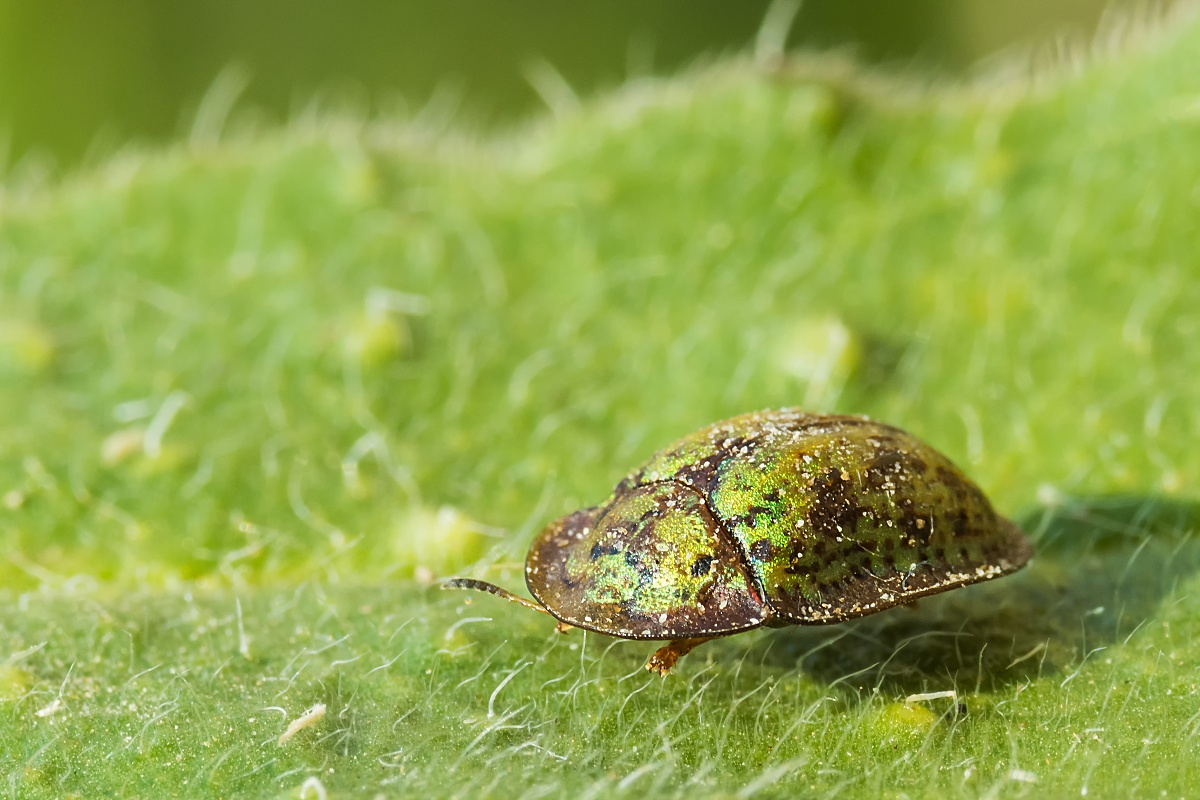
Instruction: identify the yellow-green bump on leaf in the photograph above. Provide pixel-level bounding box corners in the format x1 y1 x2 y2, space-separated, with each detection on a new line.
100 427 146 467
774 315 862 408
0 665 33 701
340 311 411 367
868 702 939 741
0 319 55 375
392 505 490 581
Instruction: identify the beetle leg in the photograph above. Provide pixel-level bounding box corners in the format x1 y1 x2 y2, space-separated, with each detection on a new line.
555 620 575 634
645 637 714 676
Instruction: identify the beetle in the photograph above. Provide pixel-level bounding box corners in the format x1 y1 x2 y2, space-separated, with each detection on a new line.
446 409 1032 675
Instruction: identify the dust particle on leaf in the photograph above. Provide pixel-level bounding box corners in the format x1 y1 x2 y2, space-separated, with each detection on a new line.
278 703 327 745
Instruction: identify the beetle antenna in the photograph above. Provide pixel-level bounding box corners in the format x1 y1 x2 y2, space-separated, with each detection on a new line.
442 578 552 617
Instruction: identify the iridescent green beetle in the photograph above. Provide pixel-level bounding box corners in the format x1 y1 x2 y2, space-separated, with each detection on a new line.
447 409 1032 675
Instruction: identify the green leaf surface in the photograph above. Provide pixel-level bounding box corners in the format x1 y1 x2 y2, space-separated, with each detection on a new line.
4 17 1200 798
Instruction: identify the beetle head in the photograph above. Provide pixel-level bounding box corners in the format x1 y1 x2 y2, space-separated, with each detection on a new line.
525 481 769 639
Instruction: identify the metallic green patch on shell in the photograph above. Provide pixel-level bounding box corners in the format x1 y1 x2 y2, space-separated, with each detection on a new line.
526 482 767 639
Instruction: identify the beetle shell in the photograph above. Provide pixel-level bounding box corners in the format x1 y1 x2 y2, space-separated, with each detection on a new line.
525 409 1032 641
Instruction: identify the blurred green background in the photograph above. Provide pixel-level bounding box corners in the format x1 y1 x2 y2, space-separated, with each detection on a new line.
0 0 1141 171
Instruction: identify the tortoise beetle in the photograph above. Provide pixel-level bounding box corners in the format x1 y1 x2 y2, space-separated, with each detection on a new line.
447 409 1032 675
